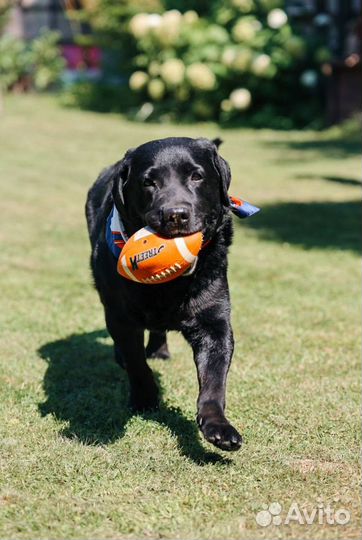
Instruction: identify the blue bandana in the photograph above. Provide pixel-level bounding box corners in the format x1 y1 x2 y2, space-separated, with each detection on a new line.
106 207 128 259
229 196 261 219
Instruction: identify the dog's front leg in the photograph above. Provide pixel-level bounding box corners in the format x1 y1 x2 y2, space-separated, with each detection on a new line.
105 309 159 412
183 316 242 451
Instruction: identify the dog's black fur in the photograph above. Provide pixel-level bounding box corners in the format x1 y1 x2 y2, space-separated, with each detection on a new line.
85 137 242 451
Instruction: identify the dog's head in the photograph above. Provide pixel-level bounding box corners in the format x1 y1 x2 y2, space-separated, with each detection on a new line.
112 137 231 239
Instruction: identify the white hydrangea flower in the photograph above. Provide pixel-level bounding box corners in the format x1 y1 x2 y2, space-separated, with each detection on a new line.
186 63 216 91
222 48 237 67
160 58 185 86
155 9 182 45
231 0 254 13
229 88 252 110
129 71 149 91
222 48 252 71
148 61 160 77
300 70 318 87
251 54 271 75
232 17 261 42
183 10 199 24
147 14 162 29
233 48 252 71
163 9 182 26
129 13 151 39
148 78 166 100
220 99 233 112
267 8 288 29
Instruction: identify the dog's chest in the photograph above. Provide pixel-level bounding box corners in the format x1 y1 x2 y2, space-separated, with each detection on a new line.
123 279 193 331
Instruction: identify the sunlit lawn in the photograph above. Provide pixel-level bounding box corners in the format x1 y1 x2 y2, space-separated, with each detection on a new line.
0 95 360 539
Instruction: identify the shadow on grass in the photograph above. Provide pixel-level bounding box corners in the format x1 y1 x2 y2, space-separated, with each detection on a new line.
38 329 230 466
294 174 361 187
242 200 360 253
283 139 360 157
266 130 360 159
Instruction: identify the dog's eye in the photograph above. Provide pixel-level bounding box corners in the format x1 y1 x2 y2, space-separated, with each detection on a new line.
191 171 203 182
143 178 157 187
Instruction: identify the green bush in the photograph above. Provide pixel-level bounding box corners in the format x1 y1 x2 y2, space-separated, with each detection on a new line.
76 0 329 127
0 31 65 93
30 31 66 90
0 34 30 91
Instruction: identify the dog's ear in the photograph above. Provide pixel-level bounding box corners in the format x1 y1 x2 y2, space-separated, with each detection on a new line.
111 149 134 209
211 137 223 149
211 143 231 208
196 138 231 207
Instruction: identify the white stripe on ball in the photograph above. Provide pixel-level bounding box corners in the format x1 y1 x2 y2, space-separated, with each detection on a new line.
174 237 196 264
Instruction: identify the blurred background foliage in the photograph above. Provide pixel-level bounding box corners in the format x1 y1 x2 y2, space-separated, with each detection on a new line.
0 0 360 128
0 1 64 103
0 30 65 92
65 0 329 128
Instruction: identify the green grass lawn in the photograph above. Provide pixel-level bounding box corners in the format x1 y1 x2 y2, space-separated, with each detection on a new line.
0 95 360 539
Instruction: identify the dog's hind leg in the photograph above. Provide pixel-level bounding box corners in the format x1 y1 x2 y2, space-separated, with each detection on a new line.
146 331 170 360
114 343 125 368
105 309 159 412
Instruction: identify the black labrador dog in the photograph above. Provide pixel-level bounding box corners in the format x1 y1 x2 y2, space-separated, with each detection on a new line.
86 137 242 451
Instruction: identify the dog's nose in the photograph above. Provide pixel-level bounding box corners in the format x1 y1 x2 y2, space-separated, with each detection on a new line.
162 207 190 227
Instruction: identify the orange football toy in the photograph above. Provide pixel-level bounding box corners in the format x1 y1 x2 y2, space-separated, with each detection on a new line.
117 227 203 284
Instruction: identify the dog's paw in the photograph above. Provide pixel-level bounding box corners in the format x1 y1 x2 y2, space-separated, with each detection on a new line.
145 332 170 360
199 419 242 451
146 343 170 360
